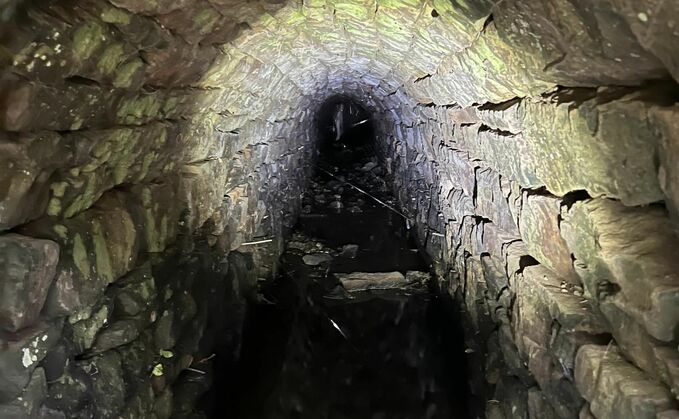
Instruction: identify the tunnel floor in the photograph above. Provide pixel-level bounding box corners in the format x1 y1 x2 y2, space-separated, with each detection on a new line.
208 139 472 418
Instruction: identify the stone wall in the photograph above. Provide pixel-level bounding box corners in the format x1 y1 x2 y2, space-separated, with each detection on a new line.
0 1 316 417
1 0 678 418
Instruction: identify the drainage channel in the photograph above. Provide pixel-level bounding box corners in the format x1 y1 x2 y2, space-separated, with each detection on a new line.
208 127 473 418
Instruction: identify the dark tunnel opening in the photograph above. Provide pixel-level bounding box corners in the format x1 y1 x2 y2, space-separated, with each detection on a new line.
201 97 476 419
315 95 377 167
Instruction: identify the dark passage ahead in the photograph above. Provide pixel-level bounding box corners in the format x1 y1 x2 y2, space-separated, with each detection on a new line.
207 98 472 419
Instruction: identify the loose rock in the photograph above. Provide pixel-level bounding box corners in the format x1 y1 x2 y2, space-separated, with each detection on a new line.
337 272 409 292
302 253 333 266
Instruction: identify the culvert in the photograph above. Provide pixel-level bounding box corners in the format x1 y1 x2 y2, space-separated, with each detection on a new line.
0 1 678 418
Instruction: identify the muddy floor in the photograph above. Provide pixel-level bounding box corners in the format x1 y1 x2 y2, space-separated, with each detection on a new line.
208 138 472 419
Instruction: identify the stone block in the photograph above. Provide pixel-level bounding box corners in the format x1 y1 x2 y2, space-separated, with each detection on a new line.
337 272 408 292
45 123 183 219
501 178 522 229
443 188 475 223
513 265 608 416
497 323 534 384
70 301 112 355
520 94 665 206
91 319 140 354
463 256 491 331
155 0 226 45
650 107 679 226
0 320 62 403
561 199 679 342
481 254 509 302
475 99 523 134
475 168 519 236
519 194 579 284
75 351 125 418
0 132 64 230
178 158 229 233
0 367 46 418
44 362 93 417
113 180 182 254
480 222 520 262
493 375 529 418
599 299 679 393
516 265 606 350
527 387 560 419
425 23 553 106
503 240 531 284
494 0 666 85
0 75 117 132
119 381 155 419
444 148 476 199
143 42 218 87
0 234 59 331
113 264 157 318
453 93 666 206
609 0 679 82
575 344 677 419
21 195 139 316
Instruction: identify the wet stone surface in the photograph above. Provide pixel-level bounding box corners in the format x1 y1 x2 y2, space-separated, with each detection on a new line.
214 140 472 418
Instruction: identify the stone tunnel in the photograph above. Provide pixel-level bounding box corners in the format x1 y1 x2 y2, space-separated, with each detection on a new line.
0 0 678 418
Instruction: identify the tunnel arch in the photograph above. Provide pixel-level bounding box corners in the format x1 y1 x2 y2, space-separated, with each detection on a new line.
0 0 678 418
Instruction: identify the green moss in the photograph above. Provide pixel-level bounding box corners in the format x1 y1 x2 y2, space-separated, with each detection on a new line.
117 95 162 124
113 59 144 89
53 224 69 240
97 43 125 75
64 173 100 218
92 138 113 159
138 152 156 181
120 210 137 264
100 7 131 25
113 155 133 184
117 134 140 178
304 0 327 7
138 276 156 300
71 304 110 350
144 208 159 252
152 364 164 376
47 197 62 216
161 96 180 117
159 215 168 248
333 2 370 20
140 187 152 206
73 22 105 61
282 9 306 26
51 181 68 198
72 234 91 276
92 219 114 282
70 117 84 131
